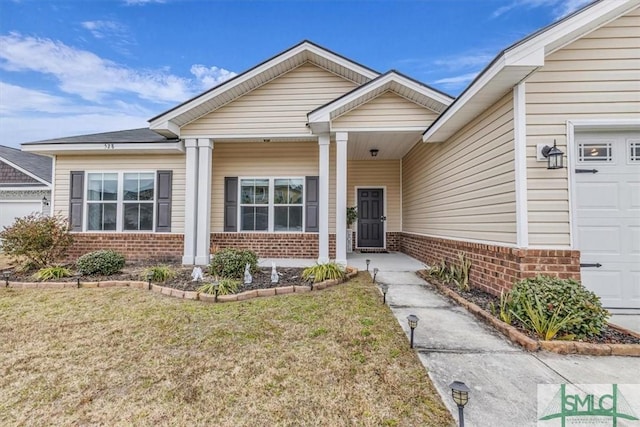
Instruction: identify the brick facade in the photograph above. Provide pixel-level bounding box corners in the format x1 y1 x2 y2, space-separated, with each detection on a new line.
67 233 184 263
212 233 336 259
399 232 580 296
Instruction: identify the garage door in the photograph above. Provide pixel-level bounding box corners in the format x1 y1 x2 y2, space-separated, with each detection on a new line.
0 201 42 230
575 131 640 309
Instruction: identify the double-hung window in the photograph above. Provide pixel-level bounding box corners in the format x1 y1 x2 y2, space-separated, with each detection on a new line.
240 178 304 232
86 172 155 232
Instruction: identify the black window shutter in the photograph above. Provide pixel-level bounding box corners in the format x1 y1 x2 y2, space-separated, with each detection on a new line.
224 177 238 232
156 170 172 232
69 171 84 231
305 176 319 232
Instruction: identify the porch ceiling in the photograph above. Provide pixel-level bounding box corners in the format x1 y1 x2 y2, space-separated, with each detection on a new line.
347 131 421 160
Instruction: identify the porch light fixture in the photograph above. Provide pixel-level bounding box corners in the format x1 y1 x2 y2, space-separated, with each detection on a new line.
41 196 49 206
366 259 370 271
379 282 388 304
449 381 470 427
541 140 564 170
369 149 379 157
407 314 419 348
3 271 10 287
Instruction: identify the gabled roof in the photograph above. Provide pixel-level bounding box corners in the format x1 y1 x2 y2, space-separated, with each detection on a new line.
423 0 640 143
149 40 381 137
21 128 176 145
307 70 453 132
0 145 52 185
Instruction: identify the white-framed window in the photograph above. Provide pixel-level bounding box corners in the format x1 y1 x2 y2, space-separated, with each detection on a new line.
239 177 304 232
86 171 156 232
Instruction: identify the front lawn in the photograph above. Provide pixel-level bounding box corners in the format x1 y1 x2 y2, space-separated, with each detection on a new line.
0 273 453 426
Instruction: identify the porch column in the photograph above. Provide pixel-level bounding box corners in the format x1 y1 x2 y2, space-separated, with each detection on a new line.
182 139 198 265
318 133 330 264
195 139 213 265
335 132 348 266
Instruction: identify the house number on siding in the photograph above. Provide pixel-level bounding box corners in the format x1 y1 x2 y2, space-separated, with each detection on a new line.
104 143 115 149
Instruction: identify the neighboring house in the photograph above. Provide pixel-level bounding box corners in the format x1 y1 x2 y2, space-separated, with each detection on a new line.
0 145 52 229
22 0 639 308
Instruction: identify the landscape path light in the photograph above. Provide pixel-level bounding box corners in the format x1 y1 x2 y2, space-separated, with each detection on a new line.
146 271 154 290
213 282 220 302
379 282 389 304
449 381 470 427
74 272 82 288
3 271 10 287
407 314 419 348
365 259 370 271
372 267 379 283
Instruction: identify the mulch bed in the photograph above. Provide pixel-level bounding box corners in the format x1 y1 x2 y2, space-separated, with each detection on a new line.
422 272 640 345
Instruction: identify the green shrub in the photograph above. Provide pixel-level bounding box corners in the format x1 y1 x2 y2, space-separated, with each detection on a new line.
0 213 73 269
427 254 472 292
510 294 579 341
76 250 126 276
141 265 175 283
198 278 240 295
209 248 258 279
508 275 609 339
32 265 72 281
302 262 345 283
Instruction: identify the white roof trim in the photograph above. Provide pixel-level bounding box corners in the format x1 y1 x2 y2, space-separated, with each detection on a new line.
22 141 185 156
0 186 51 191
0 155 51 186
423 0 640 143
149 41 379 137
308 71 453 125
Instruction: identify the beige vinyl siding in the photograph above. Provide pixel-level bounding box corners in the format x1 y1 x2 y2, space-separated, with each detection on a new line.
525 6 640 247
347 160 401 232
181 63 357 136
333 92 438 129
402 91 516 244
54 154 186 233
211 141 336 233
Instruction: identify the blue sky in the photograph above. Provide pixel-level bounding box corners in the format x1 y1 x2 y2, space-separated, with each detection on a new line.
0 0 592 147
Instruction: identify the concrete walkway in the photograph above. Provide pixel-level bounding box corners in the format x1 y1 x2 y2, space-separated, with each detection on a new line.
355 252 640 427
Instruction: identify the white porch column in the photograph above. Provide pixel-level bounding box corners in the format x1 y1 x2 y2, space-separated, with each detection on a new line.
182 139 198 265
318 134 330 264
195 139 213 265
335 132 348 266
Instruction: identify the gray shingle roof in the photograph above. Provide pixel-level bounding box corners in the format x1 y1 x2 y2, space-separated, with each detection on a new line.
22 128 177 145
0 145 52 184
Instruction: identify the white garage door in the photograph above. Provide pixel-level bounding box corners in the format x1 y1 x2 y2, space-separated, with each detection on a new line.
575 132 640 309
0 201 42 230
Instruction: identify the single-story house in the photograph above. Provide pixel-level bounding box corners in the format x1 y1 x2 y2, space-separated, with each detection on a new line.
22 0 639 308
0 145 52 229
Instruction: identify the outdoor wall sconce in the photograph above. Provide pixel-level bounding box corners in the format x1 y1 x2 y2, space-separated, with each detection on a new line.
372 267 379 283
541 140 564 170
449 381 470 427
365 259 370 271
42 196 49 206
369 149 379 157
3 271 10 287
379 282 388 304
407 314 419 348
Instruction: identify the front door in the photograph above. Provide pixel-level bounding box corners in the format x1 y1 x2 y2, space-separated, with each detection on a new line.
357 188 384 248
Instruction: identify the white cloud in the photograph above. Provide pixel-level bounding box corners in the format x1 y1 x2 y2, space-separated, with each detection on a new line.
123 0 165 5
81 20 128 40
492 0 592 19
433 72 478 90
433 53 494 71
0 82 70 114
190 64 237 89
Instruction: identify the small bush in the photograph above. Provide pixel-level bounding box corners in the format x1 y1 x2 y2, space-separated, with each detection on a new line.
32 266 72 281
210 248 258 279
0 213 73 269
507 275 609 339
141 265 175 283
302 262 345 283
76 250 125 276
198 278 240 295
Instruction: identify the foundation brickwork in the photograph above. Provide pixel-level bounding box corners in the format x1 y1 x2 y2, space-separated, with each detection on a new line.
67 233 184 263
399 232 580 295
212 233 336 259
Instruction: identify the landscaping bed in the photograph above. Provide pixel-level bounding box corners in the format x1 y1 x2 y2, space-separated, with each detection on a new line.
416 270 640 356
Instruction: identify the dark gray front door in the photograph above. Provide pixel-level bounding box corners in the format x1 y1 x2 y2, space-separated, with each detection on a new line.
357 188 384 248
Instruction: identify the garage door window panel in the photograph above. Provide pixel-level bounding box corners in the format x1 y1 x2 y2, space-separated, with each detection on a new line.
578 142 613 163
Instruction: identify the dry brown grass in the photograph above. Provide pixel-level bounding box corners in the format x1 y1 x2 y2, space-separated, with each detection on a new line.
0 273 453 427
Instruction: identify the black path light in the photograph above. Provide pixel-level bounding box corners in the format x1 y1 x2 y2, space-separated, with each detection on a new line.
449 381 470 427
366 259 370 272
74 272 82 288
541 140 564 170
213 282 220 302
379 282 389 304
407 314 419 348
372 267 379 283
146 271 154 290
3 271 10 287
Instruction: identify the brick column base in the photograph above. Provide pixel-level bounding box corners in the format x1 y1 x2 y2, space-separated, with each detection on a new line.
399 232 580 296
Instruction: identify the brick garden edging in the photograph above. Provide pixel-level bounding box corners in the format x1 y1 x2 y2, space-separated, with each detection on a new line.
4 267 359 303
416 270 640 357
